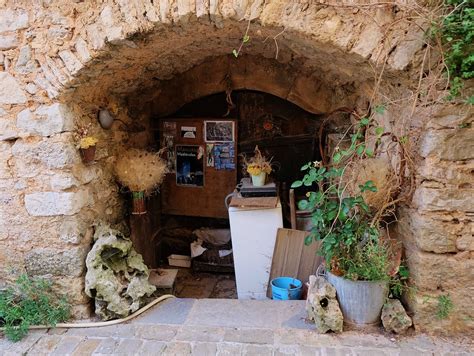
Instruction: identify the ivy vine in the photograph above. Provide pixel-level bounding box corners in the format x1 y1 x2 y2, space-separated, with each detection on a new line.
437 0 474 99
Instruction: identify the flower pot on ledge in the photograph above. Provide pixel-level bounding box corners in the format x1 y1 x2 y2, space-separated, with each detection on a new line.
80 145 96 164
251 172 266 187
131 191 146 215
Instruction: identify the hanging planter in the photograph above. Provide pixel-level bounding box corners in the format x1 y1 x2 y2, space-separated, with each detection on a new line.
131 191 146 215
79 145 96 164
75 124 99 165
114 148 168 216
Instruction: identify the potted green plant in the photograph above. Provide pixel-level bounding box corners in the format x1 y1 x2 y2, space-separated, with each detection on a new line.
115 148 168 214
244 145 273 187
292 116 403 326
75 123 99 164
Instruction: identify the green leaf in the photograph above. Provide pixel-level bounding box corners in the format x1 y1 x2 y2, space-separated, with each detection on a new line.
297 199 309 210
243 35 250 43
356 144 365 156
374 105 386 114
291 180 303 188
304 234 313 246
365 147 374 157
301 163 310 171
359 180 377 193
375 127 384 136
333 152 342 164
360 117 370 126
232 49 238 58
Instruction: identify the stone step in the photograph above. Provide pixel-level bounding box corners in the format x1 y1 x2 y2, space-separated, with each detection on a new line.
134 298 310 330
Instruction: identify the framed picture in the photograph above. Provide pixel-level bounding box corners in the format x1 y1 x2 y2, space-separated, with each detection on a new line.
181 126 197 139
204 121 234 142
176 145 204 187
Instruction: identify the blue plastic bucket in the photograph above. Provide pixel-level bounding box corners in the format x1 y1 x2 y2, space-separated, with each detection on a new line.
271 277 303 300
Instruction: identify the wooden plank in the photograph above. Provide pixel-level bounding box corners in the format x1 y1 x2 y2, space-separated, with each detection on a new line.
289 189 296 229
267 228 323 298
229 195 278 208
130 214 157 268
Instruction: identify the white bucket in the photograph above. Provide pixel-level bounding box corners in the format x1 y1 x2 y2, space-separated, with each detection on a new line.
326 270 389 325
251 172 266 187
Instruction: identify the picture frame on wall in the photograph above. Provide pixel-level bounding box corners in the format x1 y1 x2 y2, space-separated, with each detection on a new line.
176 145 204 187
204 121 234 142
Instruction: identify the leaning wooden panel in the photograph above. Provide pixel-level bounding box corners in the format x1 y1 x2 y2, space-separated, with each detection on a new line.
267 228 323 298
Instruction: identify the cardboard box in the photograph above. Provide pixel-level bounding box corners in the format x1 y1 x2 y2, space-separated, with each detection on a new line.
168 254 191 268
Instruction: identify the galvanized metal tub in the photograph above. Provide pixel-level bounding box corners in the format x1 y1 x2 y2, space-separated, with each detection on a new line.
326 271 389 326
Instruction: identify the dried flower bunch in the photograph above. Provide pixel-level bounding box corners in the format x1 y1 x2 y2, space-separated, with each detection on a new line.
115 148 168 193
244 145 273 176
75 123 98 149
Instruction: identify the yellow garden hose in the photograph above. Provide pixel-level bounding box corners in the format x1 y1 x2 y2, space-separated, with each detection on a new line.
2 294 176 331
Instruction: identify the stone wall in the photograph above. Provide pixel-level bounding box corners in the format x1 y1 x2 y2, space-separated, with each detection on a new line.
0 0 471 334
397 103 474 334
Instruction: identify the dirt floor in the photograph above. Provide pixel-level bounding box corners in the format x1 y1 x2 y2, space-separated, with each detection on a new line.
169 267 237 299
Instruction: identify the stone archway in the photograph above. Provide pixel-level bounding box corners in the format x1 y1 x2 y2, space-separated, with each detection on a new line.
0 1 472 333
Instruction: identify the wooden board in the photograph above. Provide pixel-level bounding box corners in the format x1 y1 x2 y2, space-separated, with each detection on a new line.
229 195 278 208
267 228 323 298
160 118 237 219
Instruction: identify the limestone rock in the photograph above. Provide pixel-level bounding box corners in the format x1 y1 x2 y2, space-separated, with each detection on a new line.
403 243 474 293
15 45 37 74
17 103 75 137
0 111 19 141
397 209 459 253
456 234 474 251
24 190 90 216
0 33 18 50
381 299 412 334
11 137 78 170
60 216 90 244
75 37 91 63
25 246 88 277
0 141 12 179
420 129 474 161
84 223 156 320
413 186 474 212
0 9 29 32
58 50 83 74
0 72 27 104
306 275 343 333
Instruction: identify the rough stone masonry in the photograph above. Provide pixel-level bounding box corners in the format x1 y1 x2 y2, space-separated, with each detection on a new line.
0 0 472 334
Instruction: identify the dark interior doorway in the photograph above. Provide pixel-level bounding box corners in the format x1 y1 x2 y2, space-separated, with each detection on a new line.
133 90 326 298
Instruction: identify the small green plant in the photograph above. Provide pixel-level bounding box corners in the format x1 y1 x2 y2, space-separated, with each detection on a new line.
436 294 454 319
0 274 70 341
434 0 474 99
232 20 251 58
390 264 411 299
291 116 395 281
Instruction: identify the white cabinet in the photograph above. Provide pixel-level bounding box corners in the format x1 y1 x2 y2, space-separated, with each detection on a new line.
228 200 283 299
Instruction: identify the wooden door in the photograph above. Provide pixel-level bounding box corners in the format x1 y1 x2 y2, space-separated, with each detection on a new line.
160 118 237 218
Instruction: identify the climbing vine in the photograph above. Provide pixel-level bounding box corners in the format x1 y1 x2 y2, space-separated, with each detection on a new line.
436 0 474 99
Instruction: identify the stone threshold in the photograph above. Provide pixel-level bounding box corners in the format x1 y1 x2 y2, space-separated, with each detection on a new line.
1 298 472 355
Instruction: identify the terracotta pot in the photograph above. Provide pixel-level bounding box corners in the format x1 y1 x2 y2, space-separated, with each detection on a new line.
80 145 96 164
131 191 146 215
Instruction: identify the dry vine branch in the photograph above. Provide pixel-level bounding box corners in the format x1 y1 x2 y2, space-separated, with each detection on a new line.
262 27 286 60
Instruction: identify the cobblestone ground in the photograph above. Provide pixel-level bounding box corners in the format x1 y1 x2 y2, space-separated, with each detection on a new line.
1 299 472 355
